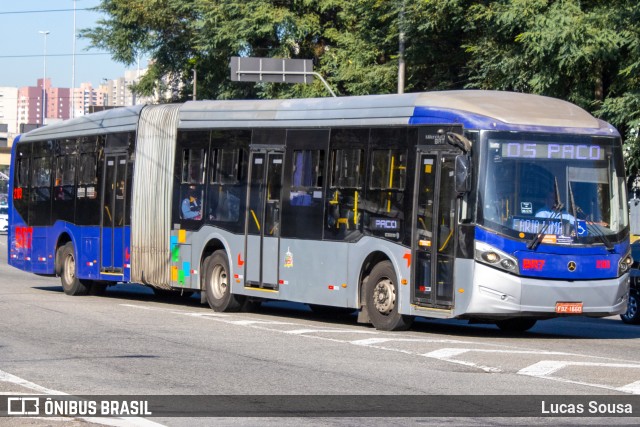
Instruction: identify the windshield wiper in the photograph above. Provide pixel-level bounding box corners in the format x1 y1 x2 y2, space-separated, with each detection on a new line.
527 203 564 250
567 183 613 250
574 207 614 250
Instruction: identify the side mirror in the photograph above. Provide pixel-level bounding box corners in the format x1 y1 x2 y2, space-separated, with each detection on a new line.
455 155 471 194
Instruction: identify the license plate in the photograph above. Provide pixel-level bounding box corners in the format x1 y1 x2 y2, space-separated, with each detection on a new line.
555 302 583 314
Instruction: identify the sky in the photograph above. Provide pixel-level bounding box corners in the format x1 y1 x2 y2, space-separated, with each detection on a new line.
0 0 146 89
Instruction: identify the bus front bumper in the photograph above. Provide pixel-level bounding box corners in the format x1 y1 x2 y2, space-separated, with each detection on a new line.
463 263 629 319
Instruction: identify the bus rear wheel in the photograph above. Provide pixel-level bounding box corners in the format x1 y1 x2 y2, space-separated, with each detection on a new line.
365 261 413 331
495 318 537 333
203 250 243 312
58 242 90 296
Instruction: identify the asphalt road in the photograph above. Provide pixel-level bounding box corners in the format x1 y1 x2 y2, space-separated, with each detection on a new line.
1 234 640 426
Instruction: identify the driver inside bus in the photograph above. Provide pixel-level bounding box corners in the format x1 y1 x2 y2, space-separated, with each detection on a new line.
181 187 202 220
535 190 575 221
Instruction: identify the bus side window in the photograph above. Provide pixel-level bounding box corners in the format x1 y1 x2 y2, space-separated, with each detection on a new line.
31 157 52 202
364 149 407 238
16 157 30 188
290 150 323 207
208 148 242 223
325 149 363 240
54 155 76 201
179 148 206 221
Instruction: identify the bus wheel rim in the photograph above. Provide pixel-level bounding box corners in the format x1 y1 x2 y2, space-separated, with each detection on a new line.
64 253 75 283
211 264 228 300
628 295 638 319
373 279 395 315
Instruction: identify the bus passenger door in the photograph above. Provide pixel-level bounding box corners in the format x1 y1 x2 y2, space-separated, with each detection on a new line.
413 152 456 308
245 150 284 289
100 154 127 273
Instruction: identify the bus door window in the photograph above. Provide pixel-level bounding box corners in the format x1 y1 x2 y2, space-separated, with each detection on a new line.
413 153 456 308
245 150 284 288
246 152 284 237
75 139 101 227
265 153 284 236
435 155 456 306
414 154 436 304
326 148 362 240
101 154 128 271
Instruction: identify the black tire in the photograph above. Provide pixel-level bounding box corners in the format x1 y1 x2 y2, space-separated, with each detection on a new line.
495 318 537 333
365 261 413 331
203 250 244 312
58 242 90 296
621 290 640 324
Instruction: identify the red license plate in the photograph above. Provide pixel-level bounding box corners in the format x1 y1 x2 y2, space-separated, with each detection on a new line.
555 302 583 314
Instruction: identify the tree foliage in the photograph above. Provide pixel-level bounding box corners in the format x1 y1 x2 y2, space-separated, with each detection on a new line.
84 0 640 176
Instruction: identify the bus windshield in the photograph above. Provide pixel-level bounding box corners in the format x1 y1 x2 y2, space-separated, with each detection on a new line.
478 132 628 245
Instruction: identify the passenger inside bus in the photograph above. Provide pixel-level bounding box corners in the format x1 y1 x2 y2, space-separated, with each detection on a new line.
181 187 202 220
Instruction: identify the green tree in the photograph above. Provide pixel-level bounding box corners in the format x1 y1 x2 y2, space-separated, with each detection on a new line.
84 0 640 176
462 0 640 177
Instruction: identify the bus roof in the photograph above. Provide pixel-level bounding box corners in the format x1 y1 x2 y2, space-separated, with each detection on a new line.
179 90 614 134
18 105 145 142
16 91 617 141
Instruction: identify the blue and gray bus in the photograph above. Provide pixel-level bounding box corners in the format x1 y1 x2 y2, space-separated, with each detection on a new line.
8 90 632 332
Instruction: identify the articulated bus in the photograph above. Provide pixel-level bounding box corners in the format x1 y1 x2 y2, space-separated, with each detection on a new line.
8 91 632 332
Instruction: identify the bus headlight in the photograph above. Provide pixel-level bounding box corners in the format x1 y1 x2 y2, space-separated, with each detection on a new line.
618 251 633 276
475 241 520 274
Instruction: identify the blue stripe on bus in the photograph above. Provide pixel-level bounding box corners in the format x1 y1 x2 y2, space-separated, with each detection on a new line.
410 107 618 136
474 227 628 280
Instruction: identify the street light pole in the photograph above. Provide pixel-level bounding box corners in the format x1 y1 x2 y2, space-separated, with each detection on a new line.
397 0 405 94
71 0 77 118
192 69 197 101
39 30 50 126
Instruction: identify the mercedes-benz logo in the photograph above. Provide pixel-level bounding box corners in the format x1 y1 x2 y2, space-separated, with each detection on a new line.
567 261 577 272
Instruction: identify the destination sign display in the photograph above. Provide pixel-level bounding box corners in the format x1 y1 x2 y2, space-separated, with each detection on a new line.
498 142 605 161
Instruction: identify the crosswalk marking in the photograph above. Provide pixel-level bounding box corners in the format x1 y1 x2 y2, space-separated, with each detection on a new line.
519 360 640 376
119 303 640 394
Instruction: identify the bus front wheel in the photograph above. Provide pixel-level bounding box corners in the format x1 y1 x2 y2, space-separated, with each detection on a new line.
620 290 640 324
203 250 243 312
58 243 90 296
365 261 413 331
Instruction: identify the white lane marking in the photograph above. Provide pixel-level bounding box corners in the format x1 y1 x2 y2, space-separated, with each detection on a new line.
120 304 164 311
421 349 574 375
425 348 571 359
179 312 228 318
420 349 502 373
284 328 378 335
618 380 640 394
0 368 164 427
519 361 640 395
351 338 473 346
228 320 296 326
519 360 640 377
0 369 64 395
